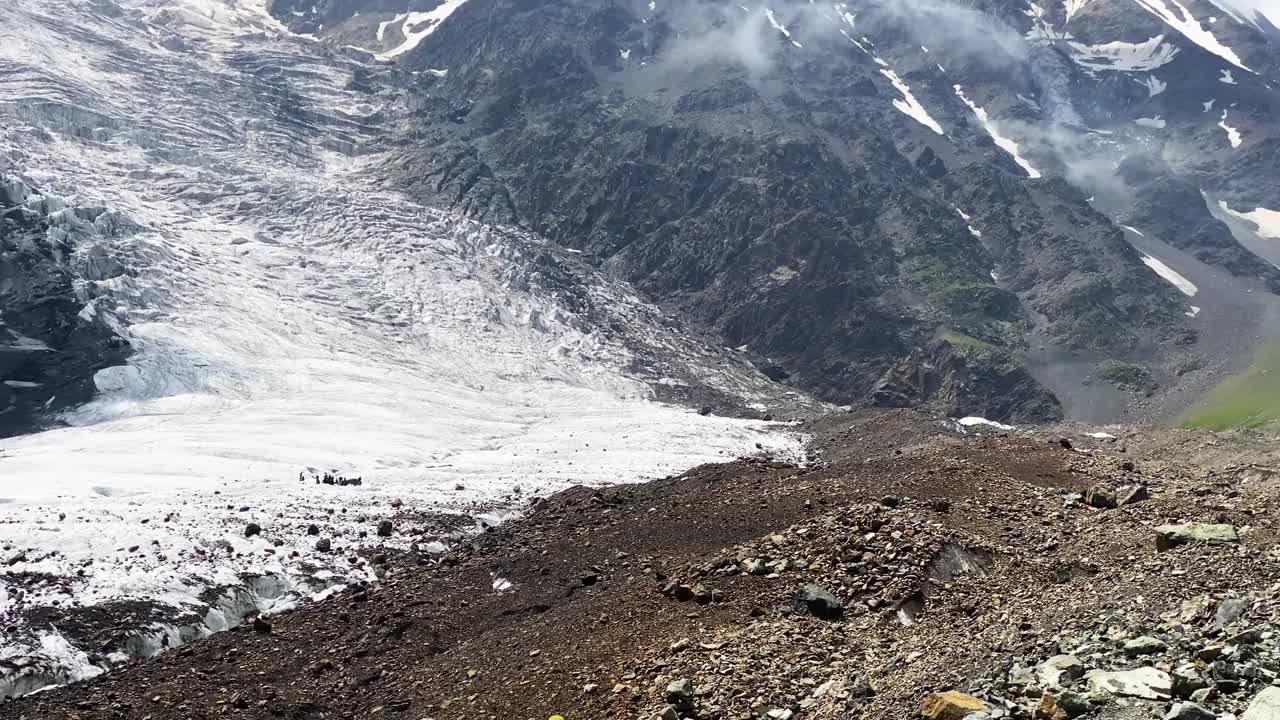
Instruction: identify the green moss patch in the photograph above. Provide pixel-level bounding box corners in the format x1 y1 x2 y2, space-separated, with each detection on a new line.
1182 342 1280 432
1097 360 1156 394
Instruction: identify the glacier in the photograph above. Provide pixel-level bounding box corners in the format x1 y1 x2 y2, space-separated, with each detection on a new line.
0 0 805 697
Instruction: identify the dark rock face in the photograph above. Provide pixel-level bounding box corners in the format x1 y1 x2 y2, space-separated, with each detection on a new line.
0 175 130 437
793 583 845 620
869 337 1061 422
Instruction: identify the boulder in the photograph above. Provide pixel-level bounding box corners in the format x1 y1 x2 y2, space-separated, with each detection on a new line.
1190 689 1216 704
1055 690 1091 718
655 706 680 720
1172 664 1208 698
1124 636 1168 657
1229 627 1265 645
376 520 393 537
1210 660 1240 692
793 584 844 620
1155 523 1239 551
691 584 713 605
1034 692 1068 720
1038 655 1086 689
1118 485 1149 506
244 522 262 538
1197 645 1225 662
1165 703 1215 720
1085 485 1118 509
1243 687 1280 720
666 678 694 707
921 691 988 720
1086 667 1173 700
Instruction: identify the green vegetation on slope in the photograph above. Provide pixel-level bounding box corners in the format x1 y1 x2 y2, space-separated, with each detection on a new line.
940 330 996 358
1097 360 1157 394
1182 342 1280 432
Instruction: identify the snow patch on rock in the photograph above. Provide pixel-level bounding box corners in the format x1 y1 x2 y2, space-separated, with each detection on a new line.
1138 76 1167 96
1219 110 1243 147
1219 202 1280 239
957 417 1016 432
375 0 470 60
766 8 803 48
1067 35 1179 71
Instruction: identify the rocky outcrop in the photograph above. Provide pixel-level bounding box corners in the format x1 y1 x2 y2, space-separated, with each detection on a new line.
0 175 130 437
868 335 1063 422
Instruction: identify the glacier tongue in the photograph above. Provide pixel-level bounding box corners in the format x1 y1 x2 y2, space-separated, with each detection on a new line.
0 0 805 696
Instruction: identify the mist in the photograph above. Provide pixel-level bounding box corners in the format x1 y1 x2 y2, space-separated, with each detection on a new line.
857 0 1030 70
658 5 775 77
655 2 845 78
647 0 1156 204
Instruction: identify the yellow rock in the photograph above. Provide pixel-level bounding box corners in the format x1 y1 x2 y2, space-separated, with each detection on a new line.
1035 693 1069 720
921 691 988 720
550 716 566 720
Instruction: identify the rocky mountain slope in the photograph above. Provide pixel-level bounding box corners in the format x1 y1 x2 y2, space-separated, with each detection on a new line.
271 0 1280 425
9 410 1280 720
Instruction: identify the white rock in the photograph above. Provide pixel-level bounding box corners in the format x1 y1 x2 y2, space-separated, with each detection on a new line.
1243 687 1280 720
1039 655 1085 689
1086 667 1173 700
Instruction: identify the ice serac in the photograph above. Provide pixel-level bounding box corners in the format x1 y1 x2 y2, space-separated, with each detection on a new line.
0 176 131 437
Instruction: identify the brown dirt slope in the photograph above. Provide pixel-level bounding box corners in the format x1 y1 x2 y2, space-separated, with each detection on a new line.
7 410 1280 720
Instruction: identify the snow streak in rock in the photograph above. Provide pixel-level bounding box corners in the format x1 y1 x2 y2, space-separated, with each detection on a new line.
1139 253 1199 296
875 60 944 135
1129 0 1250 71
765 9 803 48
953 85 1041 179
